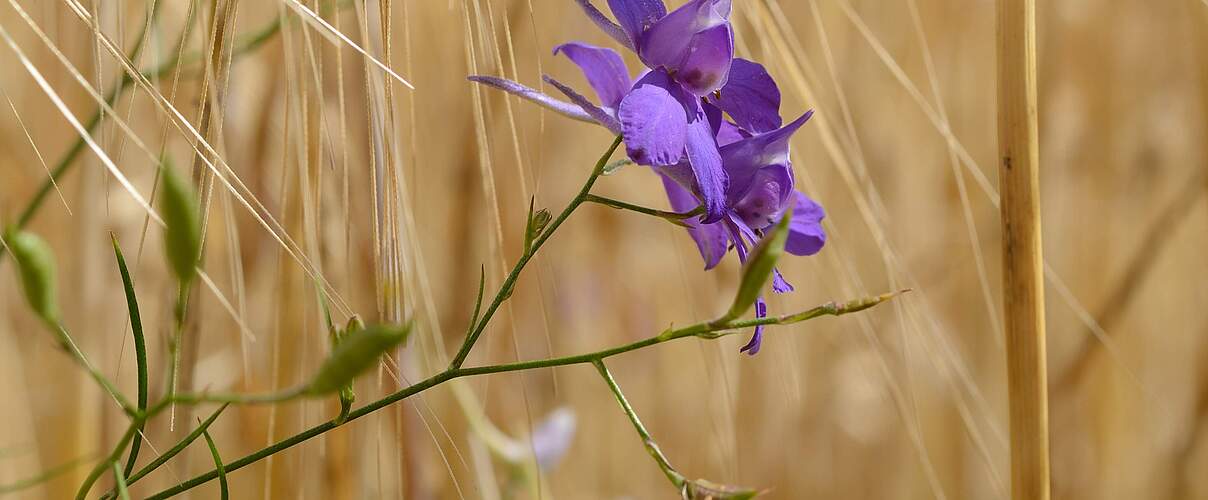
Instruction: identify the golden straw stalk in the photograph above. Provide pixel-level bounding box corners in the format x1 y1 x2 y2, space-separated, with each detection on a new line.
997 0 1050 498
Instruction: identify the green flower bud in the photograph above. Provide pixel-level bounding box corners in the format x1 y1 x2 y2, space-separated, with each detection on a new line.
159 160 202 285
725 205 793 321
5 230 60 325
308 322 412 395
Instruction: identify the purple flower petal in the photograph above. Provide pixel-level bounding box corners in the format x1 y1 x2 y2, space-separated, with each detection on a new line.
720 110 813 200
724 213 757 265
772 268 794 293
740 297 767 354
617 81 687 166
785 191 826 256
661 174 729 269
638 0 733 96
574 0 635 50
684 114 727 223
607 0 666 46
553 43 632 109
710 58 781 133
731 164 793 230
716 120 748 147
675 24 734 95
468 76 595 123
531 407 577 470
544 75 622 134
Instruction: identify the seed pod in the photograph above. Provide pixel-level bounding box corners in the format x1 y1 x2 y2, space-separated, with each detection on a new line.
159 160 202 285
308 322 412 395
725 205 793 321
5 230 60 325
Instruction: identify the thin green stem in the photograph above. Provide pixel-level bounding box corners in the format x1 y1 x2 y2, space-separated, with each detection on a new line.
111 463 131 500
447 136 623 369
54 324 136 415
584 193 702 227
0 455 92 494
123 404 228 486
593 360 685 488
164 283 190 427
75 422 139 500
141 290 903 498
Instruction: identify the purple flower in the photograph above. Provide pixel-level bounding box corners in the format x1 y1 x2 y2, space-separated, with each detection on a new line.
661 109 827 354
466 1 828 355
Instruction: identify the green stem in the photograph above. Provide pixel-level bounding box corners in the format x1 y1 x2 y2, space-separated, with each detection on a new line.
0 455 92 494
140 291 903 498
164 283 190 426
111 463 131 500
447 136 623 369
123 404 228 486
584 193 702 227
74 422 139 500
593 360 685 489
54 324 136 415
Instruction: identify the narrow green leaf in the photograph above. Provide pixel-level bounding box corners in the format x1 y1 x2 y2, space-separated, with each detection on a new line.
307 323 413 395
724 205 793 321
3 229 60 325
200 428 228 500
159 159 202 285
111 235 148 478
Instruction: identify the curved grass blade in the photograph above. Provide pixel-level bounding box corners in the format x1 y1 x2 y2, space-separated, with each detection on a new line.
111 235 148 477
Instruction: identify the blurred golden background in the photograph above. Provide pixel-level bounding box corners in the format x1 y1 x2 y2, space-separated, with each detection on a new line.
1 0 1206 498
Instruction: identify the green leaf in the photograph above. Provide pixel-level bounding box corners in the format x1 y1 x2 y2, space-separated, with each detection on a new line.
4 229 60 325
724 205 793 321
111 235 148 478
307 323 413 395
200 428 228 500
159 159 202 285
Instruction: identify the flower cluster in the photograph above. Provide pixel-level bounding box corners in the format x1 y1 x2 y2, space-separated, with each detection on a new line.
470 0 826 354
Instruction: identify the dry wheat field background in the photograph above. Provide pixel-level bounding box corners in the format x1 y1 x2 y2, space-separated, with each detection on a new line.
0 0 1206 498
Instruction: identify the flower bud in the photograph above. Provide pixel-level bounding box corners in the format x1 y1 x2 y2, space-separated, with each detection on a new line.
159 160 202 285
307 322 412 395
725 205 792 321
5 230 60 325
